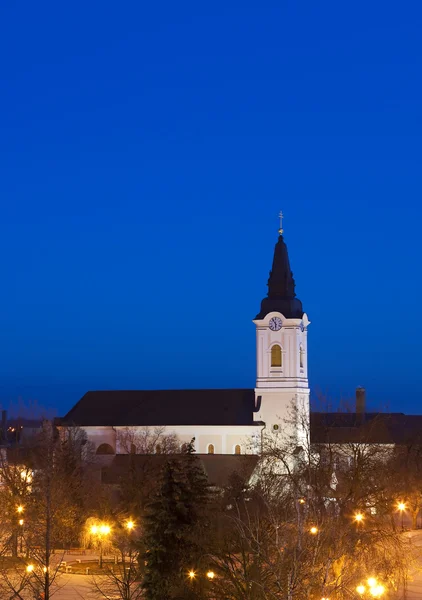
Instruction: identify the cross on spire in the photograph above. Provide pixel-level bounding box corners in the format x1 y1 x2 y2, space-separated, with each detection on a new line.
278 211 284 235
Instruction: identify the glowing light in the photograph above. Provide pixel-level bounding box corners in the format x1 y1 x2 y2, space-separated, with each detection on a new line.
17 506 24 514
26 564 34 573
126 520 134 530
356 585 366 595
90 525 98 534
188 570 196 579
367 578 377 587
298 498 306 504
354 512 364 523
19 519 24 526
100 525 111 535
370 585 385 597
20 469 32 483
206 570 215 579
309 526 318 535
397 502 406 511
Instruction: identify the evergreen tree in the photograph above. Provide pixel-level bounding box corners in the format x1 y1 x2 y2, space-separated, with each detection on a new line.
142 440 212 600
143 460 191 600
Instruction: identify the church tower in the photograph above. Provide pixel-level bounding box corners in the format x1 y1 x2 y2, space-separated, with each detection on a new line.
253 214 310 445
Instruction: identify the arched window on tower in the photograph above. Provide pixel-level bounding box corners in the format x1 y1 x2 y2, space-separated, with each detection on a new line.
207 443 215 455
300 345 304 369
271 344 282 367
234 444 241 455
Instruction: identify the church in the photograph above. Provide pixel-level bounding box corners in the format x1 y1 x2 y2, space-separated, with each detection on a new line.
59 219 422 456
60 218 311 456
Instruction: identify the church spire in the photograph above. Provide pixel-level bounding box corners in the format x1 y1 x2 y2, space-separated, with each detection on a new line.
255 214 304 319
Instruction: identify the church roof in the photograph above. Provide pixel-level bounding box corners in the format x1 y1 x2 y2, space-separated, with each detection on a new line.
255 233 304 320
60 388 257 427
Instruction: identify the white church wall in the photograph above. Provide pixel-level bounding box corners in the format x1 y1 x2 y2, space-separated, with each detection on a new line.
83 426 116 453
110 424 261 455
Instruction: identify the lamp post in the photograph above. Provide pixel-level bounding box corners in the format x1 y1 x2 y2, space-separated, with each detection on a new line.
90 524 111 568
353 512 364 524
356 578 385 598
397 502 406 531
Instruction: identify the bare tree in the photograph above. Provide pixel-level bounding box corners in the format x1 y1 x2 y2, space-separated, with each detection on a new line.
205 403 413 600
90 522 142 600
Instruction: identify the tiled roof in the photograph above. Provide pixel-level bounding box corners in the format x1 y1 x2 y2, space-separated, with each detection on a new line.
60 389 257 427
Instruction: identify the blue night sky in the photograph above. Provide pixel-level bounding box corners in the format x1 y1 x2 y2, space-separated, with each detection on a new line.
1 0 421 417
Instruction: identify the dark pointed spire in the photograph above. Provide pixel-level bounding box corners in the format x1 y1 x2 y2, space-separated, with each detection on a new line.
255 218 304 320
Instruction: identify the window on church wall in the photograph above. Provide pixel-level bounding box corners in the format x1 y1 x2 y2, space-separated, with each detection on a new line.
207 444 215 455
96 443 115 455
234 444 241 455
156 444 162 454
271 344 282 367
130 443 136 454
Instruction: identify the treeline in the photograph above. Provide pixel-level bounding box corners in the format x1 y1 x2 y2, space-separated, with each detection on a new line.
0 419 420 599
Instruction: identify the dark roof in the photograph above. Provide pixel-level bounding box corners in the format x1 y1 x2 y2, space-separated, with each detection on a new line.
60 389 257 427
255 234 304 320
311 412 422 445
101 453 259 488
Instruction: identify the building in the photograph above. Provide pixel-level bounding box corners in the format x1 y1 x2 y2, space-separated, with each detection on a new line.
59 220 311 456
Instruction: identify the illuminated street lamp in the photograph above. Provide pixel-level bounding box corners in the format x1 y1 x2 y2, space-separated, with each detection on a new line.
397 501 406 530
356 577 385 598
309 526 319 535
354 512 364 524
90 523 111 568
188 570 196 580
125 520 134 531
206 570 215 579
17 505 24 514
26 564 34 573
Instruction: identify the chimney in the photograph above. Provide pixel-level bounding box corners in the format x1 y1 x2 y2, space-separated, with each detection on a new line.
356 387 366 422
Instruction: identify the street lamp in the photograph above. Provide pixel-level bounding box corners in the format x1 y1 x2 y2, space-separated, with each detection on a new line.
356 577 385 598
17 505 24 514
206 570 215 579
354 512 364 524
397 501 406 530
309 526 319 535
90 523 111 568
188 570 196 580
125 520 134 531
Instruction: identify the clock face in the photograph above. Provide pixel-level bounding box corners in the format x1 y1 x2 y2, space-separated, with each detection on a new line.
269 317 283 331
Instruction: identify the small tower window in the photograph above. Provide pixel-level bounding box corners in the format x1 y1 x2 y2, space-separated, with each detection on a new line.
300 345 304 369
207 444 215 455
234 444 241 455
271 344 282 367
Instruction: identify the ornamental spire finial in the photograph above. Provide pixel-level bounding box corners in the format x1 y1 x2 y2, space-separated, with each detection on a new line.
278 210 284 235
